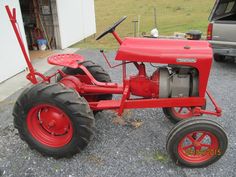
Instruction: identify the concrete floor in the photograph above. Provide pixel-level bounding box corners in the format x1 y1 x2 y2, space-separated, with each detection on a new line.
0 48 78 102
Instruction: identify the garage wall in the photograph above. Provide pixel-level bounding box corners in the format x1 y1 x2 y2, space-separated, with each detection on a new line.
0 0 27 83
56 0 96 49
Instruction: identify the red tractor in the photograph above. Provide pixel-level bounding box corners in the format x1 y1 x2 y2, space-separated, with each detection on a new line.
6 6 228 167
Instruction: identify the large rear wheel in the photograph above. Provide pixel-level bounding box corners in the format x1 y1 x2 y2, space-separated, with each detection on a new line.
13 83 95 158
57 60 112 114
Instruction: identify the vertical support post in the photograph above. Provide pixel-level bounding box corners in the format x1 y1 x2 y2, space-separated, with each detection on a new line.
5 5 38 84
138 63 146 76
132 20 138 37
137 15 140 37
154 7 157 29
122 61 127 83
112 31 123 45
206 90 222 113
118 80 130 116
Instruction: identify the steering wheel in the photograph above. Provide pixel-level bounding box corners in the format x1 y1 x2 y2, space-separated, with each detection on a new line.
96 16 127 41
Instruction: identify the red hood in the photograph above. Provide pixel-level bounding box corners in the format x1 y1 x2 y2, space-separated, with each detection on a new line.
115 37 212 64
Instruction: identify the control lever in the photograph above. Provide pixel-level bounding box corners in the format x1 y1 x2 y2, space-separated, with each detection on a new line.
100 50 131 68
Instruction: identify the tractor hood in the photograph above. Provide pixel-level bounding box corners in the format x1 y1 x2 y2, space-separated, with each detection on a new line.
115 37 213 65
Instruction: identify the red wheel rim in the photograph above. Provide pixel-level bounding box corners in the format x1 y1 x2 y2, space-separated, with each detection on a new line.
27 104 73 148
178 131 219 163
171 107 193 119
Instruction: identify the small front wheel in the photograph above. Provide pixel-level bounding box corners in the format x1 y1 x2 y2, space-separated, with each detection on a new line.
166 118 228 168
163 107 194 123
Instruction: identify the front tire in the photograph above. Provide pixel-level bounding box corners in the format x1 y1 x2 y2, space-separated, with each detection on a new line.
166 118 228 168
13 83 95 158
163 107 194 123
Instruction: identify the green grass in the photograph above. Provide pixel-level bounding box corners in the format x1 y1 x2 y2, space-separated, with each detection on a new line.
72 0 215 50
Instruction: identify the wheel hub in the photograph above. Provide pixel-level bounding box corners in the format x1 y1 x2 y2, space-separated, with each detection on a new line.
178 131 219 163
193 140 201 147
27 104 73 148
39 107 70 135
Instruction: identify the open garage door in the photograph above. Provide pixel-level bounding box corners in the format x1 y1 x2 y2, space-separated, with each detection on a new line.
0 0 27 83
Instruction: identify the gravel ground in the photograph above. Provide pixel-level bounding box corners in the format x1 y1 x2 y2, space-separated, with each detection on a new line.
0 49 236 177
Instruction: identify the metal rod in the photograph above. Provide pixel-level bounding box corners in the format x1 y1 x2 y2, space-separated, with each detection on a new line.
137 15 140 37
122 61 127 83
5 6 38 84
206 90 222 114
101 50 132 68
154 7 157 28
89 97 206 111
132 20 138 37
112 31 123 44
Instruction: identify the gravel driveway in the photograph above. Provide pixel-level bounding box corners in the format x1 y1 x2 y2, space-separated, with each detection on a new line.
0 49 235 177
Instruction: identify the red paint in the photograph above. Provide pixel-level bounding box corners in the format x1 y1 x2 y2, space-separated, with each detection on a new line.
130 64 159 98
7 6 226 166
6 5 221 119
5 6 38 84
116 38 212 63
206 90 222 115
59 75 83 90
177 131 219 163
118 80 131 115
27 104 73 148
48 54 84 68
56 58 219 118
101 51 133 68
115 38 213 97
90 97 206 110
171 107 194 119
59 75 123 95
112 31 123 44
79 65 118 88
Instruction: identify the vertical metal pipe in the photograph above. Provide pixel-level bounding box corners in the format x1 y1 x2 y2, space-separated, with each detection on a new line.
137 15 140 37
154 8 157 29
5 6 38 84
122 61 126 83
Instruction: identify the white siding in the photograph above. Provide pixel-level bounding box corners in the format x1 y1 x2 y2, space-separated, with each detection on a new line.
0 0 28 83
0 0 95 82
56 0 96 49
82 0 96 37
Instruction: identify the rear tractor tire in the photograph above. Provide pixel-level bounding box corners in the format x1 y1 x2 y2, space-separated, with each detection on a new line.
57 60 112 114
13 82 95 158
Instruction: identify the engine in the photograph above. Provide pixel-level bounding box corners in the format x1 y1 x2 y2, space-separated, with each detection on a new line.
130 64 199 98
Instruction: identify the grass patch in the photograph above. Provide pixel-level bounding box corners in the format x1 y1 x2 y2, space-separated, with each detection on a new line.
153 150 169 163
72 0 215 50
